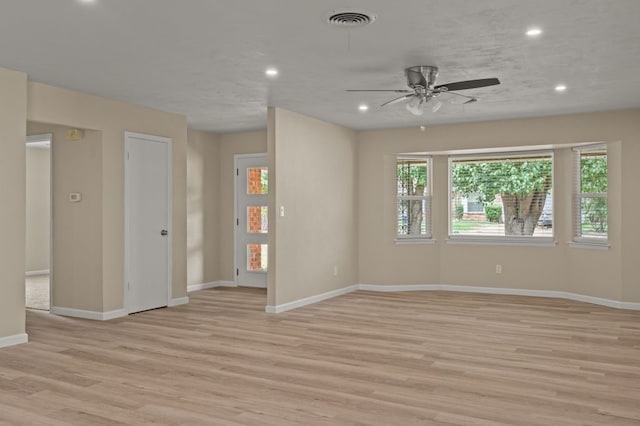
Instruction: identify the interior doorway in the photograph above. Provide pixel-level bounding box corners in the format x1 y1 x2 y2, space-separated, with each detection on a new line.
25 133 52 311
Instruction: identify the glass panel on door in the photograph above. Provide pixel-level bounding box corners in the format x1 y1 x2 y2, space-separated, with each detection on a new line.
247 167 268 195
247 206 268 234
247 244 268 272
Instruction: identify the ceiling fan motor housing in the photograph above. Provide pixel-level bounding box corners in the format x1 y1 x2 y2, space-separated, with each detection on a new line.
405 65 439 89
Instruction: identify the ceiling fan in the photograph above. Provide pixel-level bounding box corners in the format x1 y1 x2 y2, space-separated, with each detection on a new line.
347 65 500 115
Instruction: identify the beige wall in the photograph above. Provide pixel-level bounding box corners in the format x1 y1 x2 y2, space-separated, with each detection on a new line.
269 108 358 306
187 129 220 285
25 145 51 272
27 123 104 311
620 133 640 302
358 109 638 302
218 130 267 282
28 82 188 312
0 67 27 339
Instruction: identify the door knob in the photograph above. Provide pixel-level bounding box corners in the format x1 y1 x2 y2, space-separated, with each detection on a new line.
161 229 168 236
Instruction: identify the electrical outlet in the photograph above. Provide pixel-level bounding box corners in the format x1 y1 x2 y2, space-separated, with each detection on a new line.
495 264 502 274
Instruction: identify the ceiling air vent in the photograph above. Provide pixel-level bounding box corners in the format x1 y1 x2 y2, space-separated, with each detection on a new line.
326 9 377 28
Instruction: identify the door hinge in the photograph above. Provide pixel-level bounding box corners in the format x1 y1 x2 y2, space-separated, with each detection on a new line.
236 268 239 277
236 168 239 176
236 218 239 226
126 151 129 160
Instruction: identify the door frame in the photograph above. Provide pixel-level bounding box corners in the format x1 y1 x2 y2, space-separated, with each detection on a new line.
234 153 268 287
25 133 53 310
124 131 173 314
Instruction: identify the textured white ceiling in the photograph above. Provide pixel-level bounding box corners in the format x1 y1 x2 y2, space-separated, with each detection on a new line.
2 0 640 132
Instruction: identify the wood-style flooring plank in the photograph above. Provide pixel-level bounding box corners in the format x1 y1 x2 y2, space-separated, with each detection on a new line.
1 288 639 425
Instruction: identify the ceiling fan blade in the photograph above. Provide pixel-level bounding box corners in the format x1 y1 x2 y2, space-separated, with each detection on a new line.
434 78 500 91
381 94 416 107
346 89 413 93
439 90 478 103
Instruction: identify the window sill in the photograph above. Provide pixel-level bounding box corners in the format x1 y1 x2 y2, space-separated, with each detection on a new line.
395 238 436 245
446 237 557 247
569 241 610 250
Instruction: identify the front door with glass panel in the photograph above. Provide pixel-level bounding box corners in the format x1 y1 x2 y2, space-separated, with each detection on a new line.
235 154 268 287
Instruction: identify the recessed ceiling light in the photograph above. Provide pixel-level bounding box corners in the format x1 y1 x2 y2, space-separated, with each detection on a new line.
526 27 543 37
265 68 279 77
79 0 96 3
358 104 369 112
555 84 567 92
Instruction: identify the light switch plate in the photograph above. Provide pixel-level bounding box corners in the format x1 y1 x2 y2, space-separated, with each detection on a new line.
69 192 82 202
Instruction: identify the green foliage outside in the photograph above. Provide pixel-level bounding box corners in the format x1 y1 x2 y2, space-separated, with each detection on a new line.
484 205 502 223
580 155 607 234
397 160 427 235
451 158 552 235
451 220 494 232
452 160 552 204
397 153 607 237
261 169 268 194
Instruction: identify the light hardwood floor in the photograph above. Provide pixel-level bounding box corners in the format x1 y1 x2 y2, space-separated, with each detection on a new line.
2 288 640 425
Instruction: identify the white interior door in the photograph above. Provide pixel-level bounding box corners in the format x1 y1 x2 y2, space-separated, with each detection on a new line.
125 132 171 313
235 154 268 288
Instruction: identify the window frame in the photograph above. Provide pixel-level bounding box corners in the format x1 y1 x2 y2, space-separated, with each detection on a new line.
395 154 433 242
572 144 608 247
447 150 555 246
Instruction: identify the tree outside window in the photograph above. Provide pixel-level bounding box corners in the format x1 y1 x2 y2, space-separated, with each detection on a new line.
397 156 431 238
575 145 607 241
450 152 553 237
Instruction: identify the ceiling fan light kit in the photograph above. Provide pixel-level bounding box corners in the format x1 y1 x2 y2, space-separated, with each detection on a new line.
405 95 425 115
347 65 500 116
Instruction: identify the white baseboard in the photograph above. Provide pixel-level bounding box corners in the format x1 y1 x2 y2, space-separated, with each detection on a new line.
559 292 640 310
50 307 127 321
102 309 128 320
238 282 267 289
358 284 443 292
0 333 28 349
265 285 359 314
25 269 49 277
169 296 189 307
358 284 640 311
188 281 236 293
264 283 640 315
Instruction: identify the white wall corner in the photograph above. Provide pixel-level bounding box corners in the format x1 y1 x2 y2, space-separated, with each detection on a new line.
265 285 359 314
169 296 189 307
50 307 127 321
187 281 236 293
102 309 128 320
0 333 29 349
